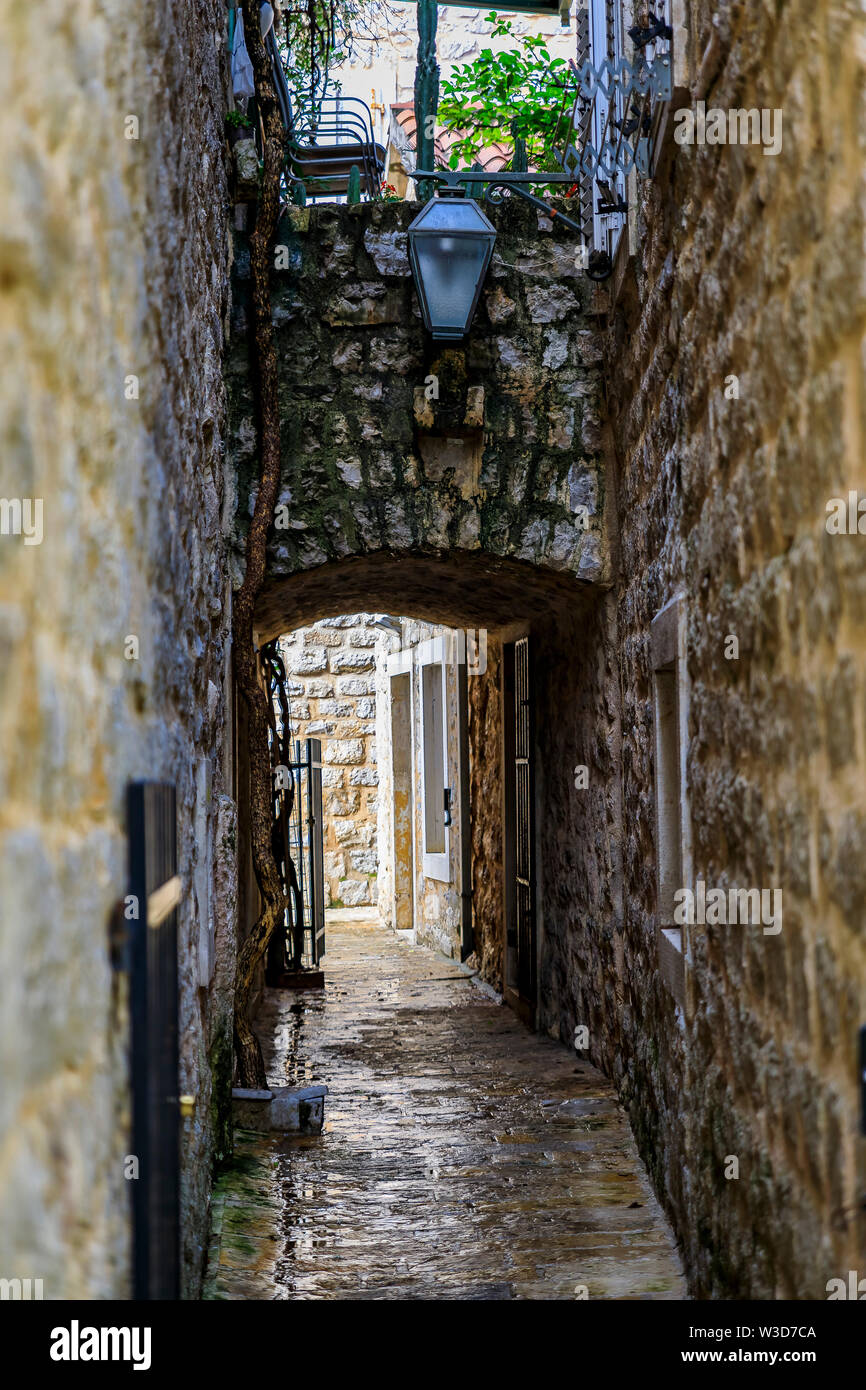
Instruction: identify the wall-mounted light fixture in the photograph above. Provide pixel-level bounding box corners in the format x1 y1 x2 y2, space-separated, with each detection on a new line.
407 188 498 341
409 169 601 340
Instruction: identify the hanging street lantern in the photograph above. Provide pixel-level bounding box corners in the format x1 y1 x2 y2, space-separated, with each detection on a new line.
407 188 498 341
408 170 598 341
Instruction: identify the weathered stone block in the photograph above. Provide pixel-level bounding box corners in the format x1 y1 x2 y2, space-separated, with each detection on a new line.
337 677 373 696
330 650 374 672
323 738 365 765
325 789 361 816
233 139 259 198
525 284 577 323
324 851 346 879
336 457 363 488
286 646 328 675
341 879 371 906
349 768 378 786
305 678 334 697
363 228 410 276
317 699 353 717
324 284 405 327
485 285 516 324
350 849 378 874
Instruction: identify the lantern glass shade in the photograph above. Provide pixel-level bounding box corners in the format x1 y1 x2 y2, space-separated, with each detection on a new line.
407 194 497 340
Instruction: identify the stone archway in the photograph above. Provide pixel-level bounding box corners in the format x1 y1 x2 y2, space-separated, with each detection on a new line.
228 197 613 605
253 546 602 639
234 541 616 1045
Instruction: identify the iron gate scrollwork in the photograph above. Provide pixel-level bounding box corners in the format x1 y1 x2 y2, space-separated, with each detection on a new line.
550 1 674 264
563 51 671 179
262 641 325 979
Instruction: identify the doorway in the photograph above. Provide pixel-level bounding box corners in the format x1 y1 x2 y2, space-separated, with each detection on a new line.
503 635 536 1023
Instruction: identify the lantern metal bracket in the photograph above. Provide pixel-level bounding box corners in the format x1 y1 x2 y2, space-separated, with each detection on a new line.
413 169 586 235
412 169 614 279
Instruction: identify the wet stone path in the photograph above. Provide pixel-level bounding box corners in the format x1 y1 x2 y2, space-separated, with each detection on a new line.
204 920 685 1300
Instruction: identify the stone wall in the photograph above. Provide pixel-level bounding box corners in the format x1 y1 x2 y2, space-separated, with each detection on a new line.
279 616 380 908
0 0 232 1297
536 0 866 1298
229 196 611 636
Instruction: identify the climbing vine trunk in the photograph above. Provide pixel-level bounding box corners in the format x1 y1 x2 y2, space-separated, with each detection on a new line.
413 0 439 198
232 5 288 1089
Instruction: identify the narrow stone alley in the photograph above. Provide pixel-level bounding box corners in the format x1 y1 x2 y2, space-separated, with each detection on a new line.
205 916 685 1300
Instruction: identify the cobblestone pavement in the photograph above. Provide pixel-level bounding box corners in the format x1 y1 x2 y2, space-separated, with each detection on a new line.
204 920 685 1300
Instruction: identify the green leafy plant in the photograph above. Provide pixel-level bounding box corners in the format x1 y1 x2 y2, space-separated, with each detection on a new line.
438 14 574 173
226 108 253 130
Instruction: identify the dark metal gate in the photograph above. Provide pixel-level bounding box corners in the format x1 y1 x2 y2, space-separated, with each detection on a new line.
514 636 536 1002
308 739 326 965
262 642 326 978
127 781 180 1301
276 737 325 970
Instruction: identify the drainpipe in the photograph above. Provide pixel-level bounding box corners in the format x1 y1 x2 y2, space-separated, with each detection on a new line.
413 0 439 202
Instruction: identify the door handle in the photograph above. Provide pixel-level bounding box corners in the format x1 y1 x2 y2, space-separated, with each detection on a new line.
443 788 453 827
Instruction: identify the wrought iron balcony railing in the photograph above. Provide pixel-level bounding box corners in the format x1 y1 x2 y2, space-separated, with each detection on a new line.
265 28 385 201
